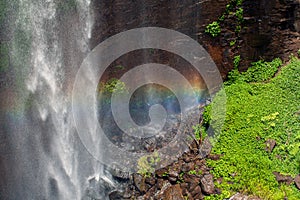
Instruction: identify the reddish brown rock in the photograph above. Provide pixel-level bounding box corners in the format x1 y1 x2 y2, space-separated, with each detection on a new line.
191 185 203 199
294 174 300 190
273 172 293 185
164 184 185 200
199 138 212 159
265 139 276 153
207 154 222 161
200 174 215 195
182 162 195 172
133 174 148 193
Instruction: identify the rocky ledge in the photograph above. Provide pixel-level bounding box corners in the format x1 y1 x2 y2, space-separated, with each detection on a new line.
109 138 220 200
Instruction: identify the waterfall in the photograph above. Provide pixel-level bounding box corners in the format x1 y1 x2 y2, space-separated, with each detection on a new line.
1 0 114 199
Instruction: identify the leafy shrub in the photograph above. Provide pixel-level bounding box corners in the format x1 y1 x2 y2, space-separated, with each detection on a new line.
205 21 221 37
235 8 244 22
233 55 241 68
99 78 127 94
205 58 300 199
230 40 236 47
137 152 160 177
242 58 282 82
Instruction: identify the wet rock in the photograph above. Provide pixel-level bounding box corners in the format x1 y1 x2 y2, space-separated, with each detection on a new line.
265 139 276 153
154 181 171 199
156 179 165 190
180 182 189 194
142 186 156 200
169 170 179 178
191 185 203 199
145 177 156 186
164 185 185 200
156 168 168 178
294 174 300 190
85 176 116 199
273 172 293 185
110 167 130 180
200 174 215 195
207 154 222 161
109 190 125 200
133 174 148 193
199 138 212 159
183 153 192 163
122 187 132 199
182 162 194 172
229 193 261 200
168 176 177 182
229 193 249 200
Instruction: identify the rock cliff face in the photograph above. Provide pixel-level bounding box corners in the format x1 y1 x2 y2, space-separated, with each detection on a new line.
91 0 300 78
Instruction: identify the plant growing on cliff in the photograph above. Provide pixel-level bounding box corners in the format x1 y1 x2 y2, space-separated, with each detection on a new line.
193 124 207 142
99 78 127 94
205 58 300 199
233 55 241 68
230 40 236 47
242 58 282 82
235 8 244 23
137 151 160 177
205 21 221 37
205 0 244 42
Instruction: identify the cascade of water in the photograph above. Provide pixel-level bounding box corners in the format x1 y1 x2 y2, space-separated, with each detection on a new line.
1 0 115 199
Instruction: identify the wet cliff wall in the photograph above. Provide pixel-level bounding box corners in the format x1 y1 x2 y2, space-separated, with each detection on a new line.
90 0 300 79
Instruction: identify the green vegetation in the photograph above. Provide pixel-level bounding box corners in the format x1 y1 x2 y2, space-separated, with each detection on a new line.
192 124 207 142
99 78 128 94
230 40 236 47
205 0 244 38
137 152 161 177
226 58 282 85
192 124 202 140
162 171 169 177
233 55 241 68
205 21 221 37
188 169 202 176
235 8 244 23
204 57 300 199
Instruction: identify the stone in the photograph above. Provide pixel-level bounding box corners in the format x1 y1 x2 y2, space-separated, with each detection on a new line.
169 170 179 178
183 153 192 163
273 172 293 185
168 176 177 182
182 162 194 172
191 185 203 199
154 181 171 199
229 193 249 200
156 168 168 178
133 174 148 193
199 138 212 159
145 177 156 186
156 179 165 190
164 185 185 200
207 154 222 161
294 174 300 190
200 173 215 195
265 139 276 153
109 190 124 199
142 186 156 200
187 176 200 191
229 193 261 200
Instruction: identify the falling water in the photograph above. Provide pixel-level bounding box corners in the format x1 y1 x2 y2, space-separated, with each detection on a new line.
0 0 116 199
